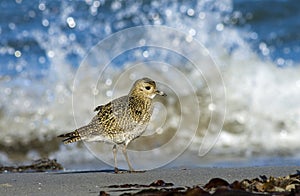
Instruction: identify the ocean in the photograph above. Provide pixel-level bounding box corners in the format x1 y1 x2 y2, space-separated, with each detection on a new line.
1 0 300 170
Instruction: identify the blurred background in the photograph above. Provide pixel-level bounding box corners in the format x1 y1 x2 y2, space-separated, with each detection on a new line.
1 0 300 170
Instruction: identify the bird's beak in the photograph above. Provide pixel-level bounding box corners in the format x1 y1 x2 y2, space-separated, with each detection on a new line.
156 90 167 96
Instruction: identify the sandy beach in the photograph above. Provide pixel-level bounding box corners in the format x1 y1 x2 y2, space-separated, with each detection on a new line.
0 166 299 195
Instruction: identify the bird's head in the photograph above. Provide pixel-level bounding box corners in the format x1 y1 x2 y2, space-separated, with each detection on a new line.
129 77 166 99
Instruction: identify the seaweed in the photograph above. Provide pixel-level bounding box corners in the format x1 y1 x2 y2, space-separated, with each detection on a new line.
101 171 300 196
0 158 63 173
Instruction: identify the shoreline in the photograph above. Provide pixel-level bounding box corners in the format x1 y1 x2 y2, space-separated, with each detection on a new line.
1 166 299 195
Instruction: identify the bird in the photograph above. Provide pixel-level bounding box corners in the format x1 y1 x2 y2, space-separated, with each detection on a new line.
58 77 166 173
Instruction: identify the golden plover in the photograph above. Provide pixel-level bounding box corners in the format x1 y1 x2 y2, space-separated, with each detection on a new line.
58 77 166 173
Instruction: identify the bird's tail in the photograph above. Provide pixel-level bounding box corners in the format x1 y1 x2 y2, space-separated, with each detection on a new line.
57 130 81 144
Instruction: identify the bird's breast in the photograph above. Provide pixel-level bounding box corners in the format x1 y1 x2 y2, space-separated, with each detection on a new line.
128 98 152 123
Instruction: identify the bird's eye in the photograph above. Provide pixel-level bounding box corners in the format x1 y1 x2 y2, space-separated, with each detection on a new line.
145 86 151 90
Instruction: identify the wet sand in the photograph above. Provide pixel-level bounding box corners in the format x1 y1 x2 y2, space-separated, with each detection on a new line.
0 166 299 196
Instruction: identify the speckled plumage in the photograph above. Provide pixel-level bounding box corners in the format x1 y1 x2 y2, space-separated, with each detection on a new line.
58 77 166 173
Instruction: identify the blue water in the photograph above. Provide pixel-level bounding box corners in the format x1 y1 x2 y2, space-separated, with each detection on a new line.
1 0 299 77
1 0 300 168
232 0 300 65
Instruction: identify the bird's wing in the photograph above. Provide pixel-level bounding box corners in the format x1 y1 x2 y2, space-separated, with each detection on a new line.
59 96 129 142
88 96 129 135
93 105 103 112
93 96 128 116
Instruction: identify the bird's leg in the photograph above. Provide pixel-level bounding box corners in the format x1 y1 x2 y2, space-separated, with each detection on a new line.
112 145 119 173
121 144 134 172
